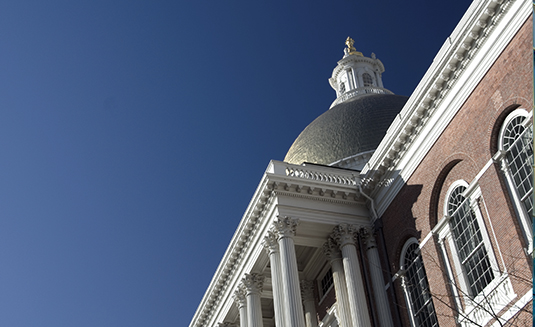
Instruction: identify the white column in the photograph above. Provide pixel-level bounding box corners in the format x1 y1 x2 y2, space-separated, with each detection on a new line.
242 273 265 327
345 70 354 90
301 280 318 327
262 231 285 327
273 216 306 327
351 68 359 88
233 286 248 327
332 224 371 327
322 237 352 327
361 228 393 327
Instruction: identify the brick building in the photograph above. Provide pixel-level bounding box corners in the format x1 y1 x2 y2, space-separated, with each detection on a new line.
189 0 533 326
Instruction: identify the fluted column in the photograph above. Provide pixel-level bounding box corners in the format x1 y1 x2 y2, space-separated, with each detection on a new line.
332 224 371 327
273 216 306 327
323 237 352 327
301 280 318 327
233 286 248 327
242 273 265 327
262 231 285 327
361 228 393 327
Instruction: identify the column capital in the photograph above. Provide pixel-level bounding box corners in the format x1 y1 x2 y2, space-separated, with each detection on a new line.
331 224 358 247
233 285 247 309
360 227 377 250
262 231 279 255
300 280 315 302
273 216 299 239
323 237 342 261
242 273 265 295
233 283 247 308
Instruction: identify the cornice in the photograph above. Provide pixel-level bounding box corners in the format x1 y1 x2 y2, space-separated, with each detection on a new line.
360 0 530 217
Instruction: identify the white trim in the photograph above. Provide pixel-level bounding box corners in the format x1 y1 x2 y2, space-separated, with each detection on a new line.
496 108 533 251
491 289 532 327
498 108 531 151
442 181 515 326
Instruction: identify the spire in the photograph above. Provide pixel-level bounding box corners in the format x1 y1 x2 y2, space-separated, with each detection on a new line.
328 36 393 108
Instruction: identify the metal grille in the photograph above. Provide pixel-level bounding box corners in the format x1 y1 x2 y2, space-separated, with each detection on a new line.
503 117 533 218
448 186 494 296
404 243 439 327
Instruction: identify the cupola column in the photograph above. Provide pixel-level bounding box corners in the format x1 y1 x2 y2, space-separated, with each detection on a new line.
361 228 394 327
242 273 265 327
352 69 359 89
300 280 318 327
233 286 248 327
273 216 306 327
332 224 371 327
262 231 286 327
323 237 352 327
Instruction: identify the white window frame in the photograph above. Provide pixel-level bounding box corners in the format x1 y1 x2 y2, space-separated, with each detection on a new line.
444 181 500 298
433 180 515 326
495 108 533 251
399 237 439 327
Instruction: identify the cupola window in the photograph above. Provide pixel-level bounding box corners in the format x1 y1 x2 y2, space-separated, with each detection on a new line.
340 82 346 94
362 73 373 87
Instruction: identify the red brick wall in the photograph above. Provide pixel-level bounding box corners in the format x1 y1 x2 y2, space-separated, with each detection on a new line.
380 15 533 327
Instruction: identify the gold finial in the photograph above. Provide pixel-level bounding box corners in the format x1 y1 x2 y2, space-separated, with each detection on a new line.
345 36 363 56
345 37 356 52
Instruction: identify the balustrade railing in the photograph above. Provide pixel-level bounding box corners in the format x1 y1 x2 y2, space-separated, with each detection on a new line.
285 166 356 186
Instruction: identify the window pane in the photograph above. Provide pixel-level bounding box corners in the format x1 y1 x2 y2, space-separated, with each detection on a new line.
448 185 494 296
503 118 533 218
404 243 439 327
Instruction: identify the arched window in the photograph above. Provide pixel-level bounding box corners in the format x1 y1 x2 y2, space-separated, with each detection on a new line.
447 183 494 296
433 181 512 325
498 109 533 243
362 73 373 87
400 238 438 327
340 82 346 94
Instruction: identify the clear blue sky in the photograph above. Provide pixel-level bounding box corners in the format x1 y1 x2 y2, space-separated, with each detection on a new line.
0 1 471 326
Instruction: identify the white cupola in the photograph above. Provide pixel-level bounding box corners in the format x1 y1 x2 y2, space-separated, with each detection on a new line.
328 37 393 108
